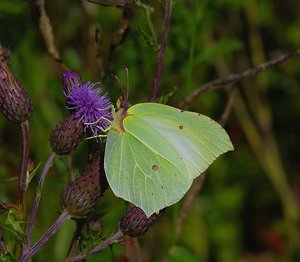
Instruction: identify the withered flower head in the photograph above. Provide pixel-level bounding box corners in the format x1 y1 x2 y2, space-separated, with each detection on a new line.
50 114 84 155
118 206 163 237
0 47 32 123
61 156 103 218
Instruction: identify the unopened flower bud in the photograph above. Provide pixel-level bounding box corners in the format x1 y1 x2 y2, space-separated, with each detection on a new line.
61 70 82 96
87 218 102 233
61 156 103 217
0 47 32 123
119 207 163 237
50 114 84 155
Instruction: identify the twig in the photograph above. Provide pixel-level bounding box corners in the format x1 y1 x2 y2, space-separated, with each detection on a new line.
218 87 236 126
179 49 300 108
67 230 123 262
26 151 56 248
106 4 136 76
19 211 70 262
19 121 30 211
86 0 127 8
175 174 206 239
110 5 135 51
36 0 67 70
150 0 172 102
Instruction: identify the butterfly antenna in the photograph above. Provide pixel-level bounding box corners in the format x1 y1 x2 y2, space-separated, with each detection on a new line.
111 73 126 102
123 65 129 101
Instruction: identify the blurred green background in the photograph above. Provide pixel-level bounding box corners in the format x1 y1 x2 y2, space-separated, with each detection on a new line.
1 0 300 261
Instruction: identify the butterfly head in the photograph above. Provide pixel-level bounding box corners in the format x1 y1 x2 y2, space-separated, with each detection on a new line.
116 96 131 111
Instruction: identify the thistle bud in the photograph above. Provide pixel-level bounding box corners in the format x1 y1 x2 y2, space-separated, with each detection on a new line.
61 70 82 96
50 114 84 155
87 218 102 233
61 156 103 217
118 207 163 237
0 47 32 123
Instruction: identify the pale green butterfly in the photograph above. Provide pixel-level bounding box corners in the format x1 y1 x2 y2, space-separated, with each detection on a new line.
102 98 234 217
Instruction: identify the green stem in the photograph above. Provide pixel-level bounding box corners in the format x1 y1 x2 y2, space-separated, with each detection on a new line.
137 1 158 48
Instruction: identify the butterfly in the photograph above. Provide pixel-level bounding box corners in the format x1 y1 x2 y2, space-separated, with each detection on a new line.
103 100 233 217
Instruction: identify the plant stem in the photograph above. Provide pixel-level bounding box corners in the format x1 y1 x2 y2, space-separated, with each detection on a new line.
66 220 85 259
26 151 56 248
36 0 67 70
137 2 158 48
19 211 70 262
67 230 123 262
0 231 7 255
19 120 30 212
150 0 172 102
179 49 300 108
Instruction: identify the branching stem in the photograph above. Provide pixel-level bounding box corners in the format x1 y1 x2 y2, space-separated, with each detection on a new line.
150 0 173 102
26 151 56 248
179 49 300 108
66 230 123 262
20 211 70 262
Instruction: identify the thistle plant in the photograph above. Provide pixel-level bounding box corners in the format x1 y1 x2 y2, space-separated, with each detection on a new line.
19 155 105 262
0 47 32 212
0 56 163 260
0 48 32 124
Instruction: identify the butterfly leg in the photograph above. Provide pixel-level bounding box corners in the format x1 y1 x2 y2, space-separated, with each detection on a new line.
84 116 112 126
85 134 107 140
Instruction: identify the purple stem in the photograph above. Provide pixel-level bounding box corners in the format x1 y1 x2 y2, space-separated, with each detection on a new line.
67 230 123 262
0 231 7 255
19 120 30 210
26 151 56 248
19 210 70 262
150 0 172 102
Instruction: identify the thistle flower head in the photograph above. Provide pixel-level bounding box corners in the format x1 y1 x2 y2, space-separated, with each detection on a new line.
65 81 112 137
118 206 163 237
50 114 85 155
0 47 32 123
62 155 104 217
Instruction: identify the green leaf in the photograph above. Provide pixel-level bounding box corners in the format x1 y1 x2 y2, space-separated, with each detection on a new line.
1 210 24 242
26 162 41 190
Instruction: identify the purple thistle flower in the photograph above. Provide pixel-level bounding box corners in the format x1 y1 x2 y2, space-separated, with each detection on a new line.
66 82 112 137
